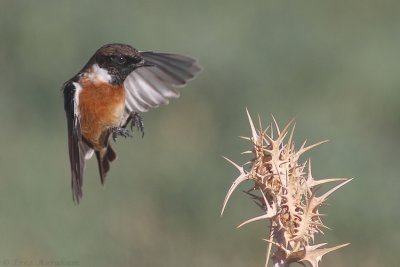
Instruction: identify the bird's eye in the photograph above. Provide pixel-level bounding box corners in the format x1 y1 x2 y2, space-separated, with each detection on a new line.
111 56 126 65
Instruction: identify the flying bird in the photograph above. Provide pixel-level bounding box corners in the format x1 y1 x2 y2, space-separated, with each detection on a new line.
62 43 201 203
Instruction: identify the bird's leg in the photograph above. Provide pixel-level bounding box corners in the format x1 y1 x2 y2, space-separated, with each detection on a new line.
131 112 144 137
122 112 144 137
109 127 132 141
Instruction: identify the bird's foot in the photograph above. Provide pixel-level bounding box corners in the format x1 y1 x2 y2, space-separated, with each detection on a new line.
110 127 132 141
130 112 144 137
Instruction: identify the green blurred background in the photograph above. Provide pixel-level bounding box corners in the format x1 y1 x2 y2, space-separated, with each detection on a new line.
0 0 398 266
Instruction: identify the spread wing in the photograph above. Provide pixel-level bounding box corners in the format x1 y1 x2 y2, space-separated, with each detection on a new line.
63 80 93 203
123 52 201 115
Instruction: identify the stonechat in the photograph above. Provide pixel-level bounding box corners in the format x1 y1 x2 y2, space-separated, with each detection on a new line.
62 43 201 203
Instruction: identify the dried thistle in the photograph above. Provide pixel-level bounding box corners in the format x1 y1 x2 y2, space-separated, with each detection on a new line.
221 109 351 267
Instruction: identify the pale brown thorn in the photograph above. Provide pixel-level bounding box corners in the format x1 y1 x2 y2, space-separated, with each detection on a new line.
270 122 274 139
278 118 295 143
271 115 280 135
298 140 329 156
237 190 277 228
263 133 275 145
307 160 350 188
315 178 353 204
221 173 248 216
265 225 274 267
221 156 249 216
287 122 296 151
301 243 350 267
237 213 272 228
258 113 263 132
262 238 289 254
311 177 350 187
246 108 258 141
222 156 243 171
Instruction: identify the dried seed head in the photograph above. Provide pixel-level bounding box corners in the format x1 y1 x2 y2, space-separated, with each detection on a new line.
221 109 351 267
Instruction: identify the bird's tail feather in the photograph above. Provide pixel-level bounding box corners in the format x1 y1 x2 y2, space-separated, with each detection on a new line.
95 145 117 185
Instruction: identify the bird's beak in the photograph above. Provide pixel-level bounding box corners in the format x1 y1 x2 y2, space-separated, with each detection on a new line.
137 60 154 68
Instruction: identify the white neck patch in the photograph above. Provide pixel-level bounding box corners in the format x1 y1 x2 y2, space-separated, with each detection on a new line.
72 82 82 118
87 64 112 83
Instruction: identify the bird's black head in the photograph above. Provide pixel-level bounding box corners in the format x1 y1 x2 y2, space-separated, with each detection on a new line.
89 43 150 85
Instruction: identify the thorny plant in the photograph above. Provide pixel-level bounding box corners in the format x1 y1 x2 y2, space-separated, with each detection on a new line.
221 109 352 267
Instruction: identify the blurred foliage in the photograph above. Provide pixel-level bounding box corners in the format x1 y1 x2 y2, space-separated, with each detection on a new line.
0 0 399 266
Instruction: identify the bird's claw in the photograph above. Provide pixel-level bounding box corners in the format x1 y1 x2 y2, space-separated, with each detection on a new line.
130 112 144 137
111 127 132 141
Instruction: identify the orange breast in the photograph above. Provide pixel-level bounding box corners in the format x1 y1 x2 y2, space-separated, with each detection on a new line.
78 78 125 150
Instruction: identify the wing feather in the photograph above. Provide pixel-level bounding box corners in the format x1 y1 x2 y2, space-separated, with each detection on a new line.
63 80 93 203
123 51 201 115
